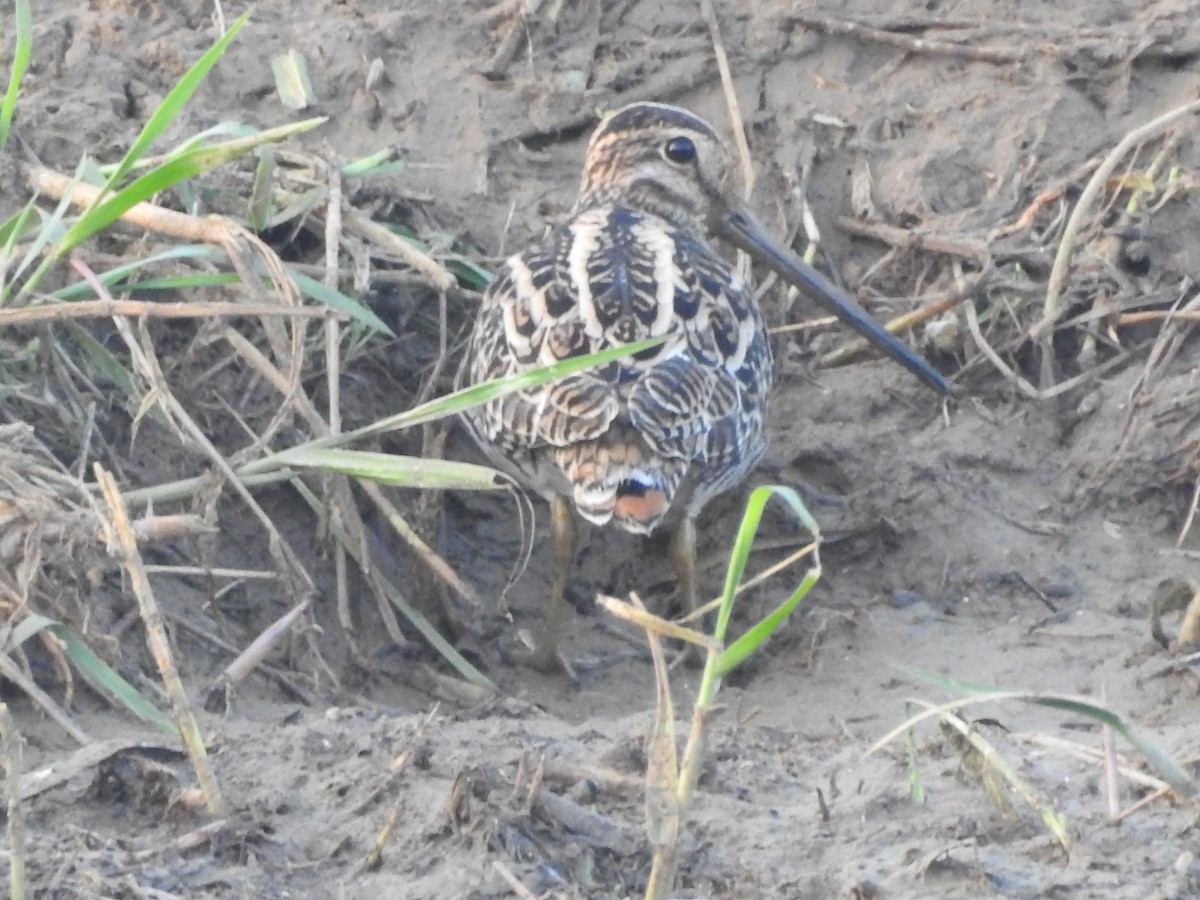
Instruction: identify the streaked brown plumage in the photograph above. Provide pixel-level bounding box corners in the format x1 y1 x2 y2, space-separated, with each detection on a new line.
458 102 950 668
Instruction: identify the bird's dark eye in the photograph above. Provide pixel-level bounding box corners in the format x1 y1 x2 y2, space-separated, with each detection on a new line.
662 136 697 165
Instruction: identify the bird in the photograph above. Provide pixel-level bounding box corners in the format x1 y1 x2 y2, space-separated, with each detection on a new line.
456 101 952 670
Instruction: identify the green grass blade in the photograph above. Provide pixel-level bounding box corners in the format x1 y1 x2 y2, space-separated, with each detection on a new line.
717 565 820 677
54 118 327 259
290 270 393 335
13 16 260 300
714 485 818 641
344 336 666 442
384 224 493 291
101 10 251 190
50 244 222 300
5 161 84 302
64 322 137 397
288 479 496 692
0 203 36 295
93 121 259 177
0 204 35 249
274 447 506 490
0 0 32 149
68 272 241 296
340 147 404 178
4 615 177 735
247 145 276 231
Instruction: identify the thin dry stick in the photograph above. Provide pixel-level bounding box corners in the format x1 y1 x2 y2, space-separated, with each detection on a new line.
490 862 539 900
142 565 278 580
218 600 309 684
95 465 224 816
1101 683 1122 820
700 0 754 196
324 164 352 639
683 539 818 623
933 703 1068 849
0 652 91 745
0 704 26 900
1112 785 1173 822
963 292 1040 398
638 592 681 898
343 209 458 296
483 0 546 78
789 13 1027 64
1015 733 1167 791
0 300 333 326
818 217 991 367
1177 472 1200 550
1117 309 1200 325
837 216 992 262
360 481 483 610
1032 98 1200 373
29 164 308 391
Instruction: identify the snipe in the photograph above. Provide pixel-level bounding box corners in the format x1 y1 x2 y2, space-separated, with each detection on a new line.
457 102 951 670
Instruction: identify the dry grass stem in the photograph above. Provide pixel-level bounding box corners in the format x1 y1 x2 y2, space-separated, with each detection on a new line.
0 654 90 745
218 599 309 684
790 13 1027 64
27 166 243 244
490 862 539 900
0 300 333 326
595 594 721 651
0 704 26 900
483 0 546 78
1015 733 1168 792
963 293 1040 398
700 0 753 197
932 703 1069 849
223 324 480 613
343 209 457 295
95 465 224 816
363 707 437 871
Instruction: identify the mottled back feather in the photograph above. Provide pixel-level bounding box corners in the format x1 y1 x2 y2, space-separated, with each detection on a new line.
457 201 771 535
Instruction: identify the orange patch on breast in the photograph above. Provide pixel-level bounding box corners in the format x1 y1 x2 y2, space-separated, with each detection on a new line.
614 488 669 525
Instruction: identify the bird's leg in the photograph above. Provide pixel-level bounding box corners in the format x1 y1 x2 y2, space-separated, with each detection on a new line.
670 516 703 664
531 493 576 671
670 516 698 618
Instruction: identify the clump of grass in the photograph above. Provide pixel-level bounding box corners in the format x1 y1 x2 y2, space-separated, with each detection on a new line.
2 0 510 718
869 670 1199 847
599 485 822 897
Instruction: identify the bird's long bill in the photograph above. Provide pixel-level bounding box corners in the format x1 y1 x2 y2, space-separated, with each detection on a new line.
717 209 954 396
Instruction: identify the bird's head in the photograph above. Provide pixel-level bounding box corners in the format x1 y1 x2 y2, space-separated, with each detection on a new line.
575 102 738 231
572 102 955 396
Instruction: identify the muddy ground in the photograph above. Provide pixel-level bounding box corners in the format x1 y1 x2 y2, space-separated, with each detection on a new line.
3 0 1200 897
